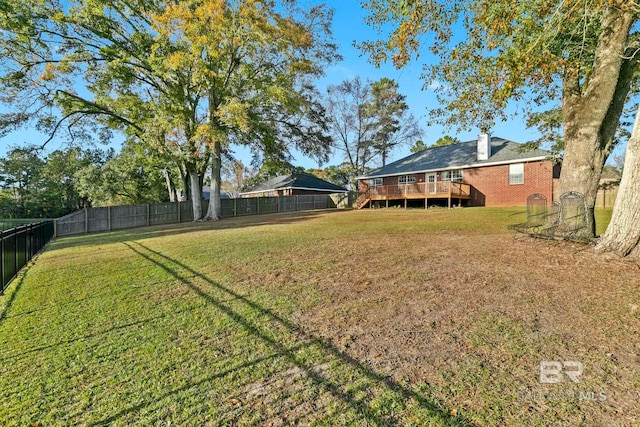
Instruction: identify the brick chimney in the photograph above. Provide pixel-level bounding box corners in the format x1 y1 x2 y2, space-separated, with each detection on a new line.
477 133 491 161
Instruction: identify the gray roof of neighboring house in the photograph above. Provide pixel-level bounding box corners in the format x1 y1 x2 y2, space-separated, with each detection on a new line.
360 137 552 179
241 171 348 194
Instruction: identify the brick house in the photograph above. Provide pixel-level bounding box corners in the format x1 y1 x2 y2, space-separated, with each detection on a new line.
240 171 348 198
356 135 560 209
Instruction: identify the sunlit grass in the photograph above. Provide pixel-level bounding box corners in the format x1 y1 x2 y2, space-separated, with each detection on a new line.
0 207 633 426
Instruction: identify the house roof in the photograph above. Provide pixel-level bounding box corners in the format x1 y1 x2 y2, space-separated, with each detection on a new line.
241 171 348 195
360 137 552 179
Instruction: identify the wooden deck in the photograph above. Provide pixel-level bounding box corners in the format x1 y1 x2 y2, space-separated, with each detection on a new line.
356 182 471 209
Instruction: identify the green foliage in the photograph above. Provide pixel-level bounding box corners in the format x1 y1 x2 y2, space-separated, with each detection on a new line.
0 144 172 216
364 77 422 165
0 0 339 220
410 140 427 153
359 1 639 136
0 146 104 217
306 163 353 188
431 135 459 147
0 147 46 217
75 143 170 206
0 191 18 218
523 108 564 155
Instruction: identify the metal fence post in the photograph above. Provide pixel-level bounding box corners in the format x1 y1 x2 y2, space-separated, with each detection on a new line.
13 228 18 280
257 197 260 215
28 224 32 260
0 230 4 294
108 206 112 231
296 195 299 211
177 201 181 223
84 208 89 234
146 204 150 226
234 198 237 217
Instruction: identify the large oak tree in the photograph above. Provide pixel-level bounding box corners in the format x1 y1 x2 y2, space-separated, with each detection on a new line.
150 0 338 220
0 0 338 221
359 0 640 240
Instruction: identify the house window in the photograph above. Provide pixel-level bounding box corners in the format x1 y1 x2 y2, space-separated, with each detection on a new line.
368 178 383 187
398 175 416 184
509 163 525 185
441 170 463 182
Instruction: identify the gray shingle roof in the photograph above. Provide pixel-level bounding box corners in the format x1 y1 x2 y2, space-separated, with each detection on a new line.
243 171 348 194
361 137 551 178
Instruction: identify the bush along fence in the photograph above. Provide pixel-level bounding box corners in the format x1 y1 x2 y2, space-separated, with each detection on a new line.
1 221 55 294
55 194 350 237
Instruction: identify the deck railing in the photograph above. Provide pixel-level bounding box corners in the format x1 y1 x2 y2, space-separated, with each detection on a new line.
368 181 471 198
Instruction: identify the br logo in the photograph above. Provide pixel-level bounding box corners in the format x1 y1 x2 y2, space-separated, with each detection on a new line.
539 361 583 383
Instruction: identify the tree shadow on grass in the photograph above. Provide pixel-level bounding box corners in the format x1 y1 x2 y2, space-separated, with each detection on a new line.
102 241 477 426
0 274 26 325
2 306 198 361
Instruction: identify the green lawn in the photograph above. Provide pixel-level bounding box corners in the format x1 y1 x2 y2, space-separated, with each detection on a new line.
1 207 637 426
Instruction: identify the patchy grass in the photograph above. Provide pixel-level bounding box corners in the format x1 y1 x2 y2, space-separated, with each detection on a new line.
0 208 638 426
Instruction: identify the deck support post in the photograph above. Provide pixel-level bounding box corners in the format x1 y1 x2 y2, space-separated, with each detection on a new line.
404 199 407 209
385 199 388 209
424 198 427 209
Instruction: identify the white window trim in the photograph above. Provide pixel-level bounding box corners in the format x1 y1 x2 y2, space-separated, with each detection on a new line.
509 163 525 185
398 175 416 185
441 169 463 183
369 177 383 187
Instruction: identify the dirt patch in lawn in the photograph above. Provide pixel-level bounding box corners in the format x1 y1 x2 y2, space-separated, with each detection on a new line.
249 211 640 426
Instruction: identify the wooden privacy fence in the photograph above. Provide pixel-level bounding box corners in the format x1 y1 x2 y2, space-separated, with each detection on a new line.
1 221 55 294
55 194 340 237
552 179 619 208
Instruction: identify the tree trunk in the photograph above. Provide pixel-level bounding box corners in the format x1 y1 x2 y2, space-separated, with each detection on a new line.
180 168 190 202
189 169 203 221
205 139 222 221
595 106 640 261
164 169 176 202
557 120 605 237
558 6 635 238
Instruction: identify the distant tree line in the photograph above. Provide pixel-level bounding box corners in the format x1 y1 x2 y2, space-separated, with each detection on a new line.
0 144 172 218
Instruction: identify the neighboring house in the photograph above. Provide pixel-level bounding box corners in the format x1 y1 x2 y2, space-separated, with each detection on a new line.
356 134 560 208
202 187 233 200
599 167 621 188
240 171 348 198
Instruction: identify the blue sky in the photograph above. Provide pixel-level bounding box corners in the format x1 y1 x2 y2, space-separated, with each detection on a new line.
0 1 624 168
233 0 547 169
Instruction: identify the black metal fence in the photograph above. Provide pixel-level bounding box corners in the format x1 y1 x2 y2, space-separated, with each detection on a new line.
1 221 55 294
